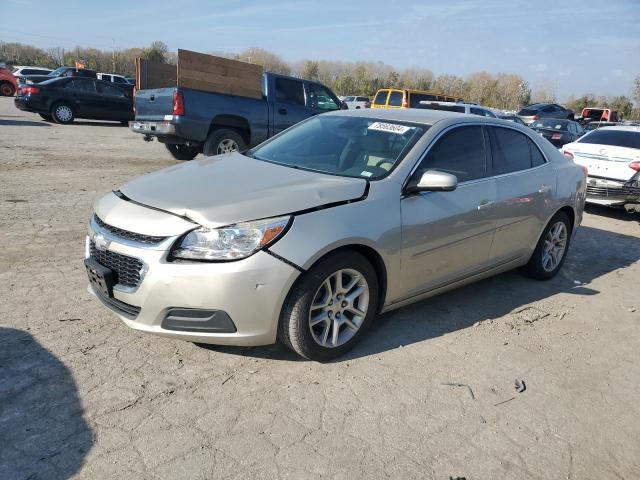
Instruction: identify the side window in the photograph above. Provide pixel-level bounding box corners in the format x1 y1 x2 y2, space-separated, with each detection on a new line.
373 90 389 105
97 82 125 97
542 106 555 113
101 74 112 82
306 83 339 110
70 79 96 93
113 76 126 84
357 96 369 102
23 69 36 75
490 127 533 175
528 138 546 167
388 91 403 107
413 126 487 183
470 107 484 117
275 78 305 106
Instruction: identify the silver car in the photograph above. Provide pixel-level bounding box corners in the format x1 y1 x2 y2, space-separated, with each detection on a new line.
85 109 586 361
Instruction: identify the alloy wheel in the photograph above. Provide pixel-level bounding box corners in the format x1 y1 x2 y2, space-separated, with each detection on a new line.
309 268 369 348
542 221 567 272
217 138 239 154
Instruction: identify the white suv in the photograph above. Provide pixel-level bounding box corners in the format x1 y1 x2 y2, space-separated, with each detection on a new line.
342 96 370 109
418 101 497 118
562 126 640 212
97 73 130 85
12 66 52 77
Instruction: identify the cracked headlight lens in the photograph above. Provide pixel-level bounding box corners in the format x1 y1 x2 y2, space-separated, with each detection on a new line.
173 216 291 261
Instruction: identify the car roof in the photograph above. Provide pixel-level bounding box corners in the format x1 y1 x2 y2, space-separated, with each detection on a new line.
327 106 507 125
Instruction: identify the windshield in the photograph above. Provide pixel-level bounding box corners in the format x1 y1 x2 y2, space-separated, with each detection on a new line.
578 130 640 149
530 119 568 130
248 116 427 180
48 67 67 76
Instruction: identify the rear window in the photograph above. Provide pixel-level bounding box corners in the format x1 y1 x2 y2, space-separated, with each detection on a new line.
578 130 640 149
409 93 438 107
373 90 389 105
530 119 568 130
388 91 403 107
518 108 537 116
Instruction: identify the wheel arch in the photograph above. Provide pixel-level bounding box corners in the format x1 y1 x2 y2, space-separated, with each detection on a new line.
290 243 389 314
209 114 251 145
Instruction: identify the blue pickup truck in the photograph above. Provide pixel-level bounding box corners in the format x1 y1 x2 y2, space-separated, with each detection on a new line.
131 72 345 160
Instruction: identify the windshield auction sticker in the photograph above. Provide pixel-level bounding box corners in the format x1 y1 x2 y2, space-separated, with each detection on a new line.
368 122 411 134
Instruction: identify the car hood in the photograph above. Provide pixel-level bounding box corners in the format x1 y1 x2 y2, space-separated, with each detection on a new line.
119 152 368 228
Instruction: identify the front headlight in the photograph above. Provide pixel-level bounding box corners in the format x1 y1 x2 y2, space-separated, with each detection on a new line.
172 216 291 261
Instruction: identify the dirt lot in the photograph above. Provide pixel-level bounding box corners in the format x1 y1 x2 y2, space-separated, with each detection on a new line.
1 96 639 480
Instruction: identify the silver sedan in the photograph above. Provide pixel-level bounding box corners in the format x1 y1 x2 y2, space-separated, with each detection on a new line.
85 109 586 361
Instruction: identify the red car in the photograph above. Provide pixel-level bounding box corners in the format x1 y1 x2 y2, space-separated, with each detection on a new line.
0 65 18 96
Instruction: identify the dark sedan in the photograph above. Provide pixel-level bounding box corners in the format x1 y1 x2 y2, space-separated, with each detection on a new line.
529 118 585 148
517 103 575 124
14 77 133 124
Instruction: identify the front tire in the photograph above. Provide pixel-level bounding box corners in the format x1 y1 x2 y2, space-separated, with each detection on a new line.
521 211 571 280
0 82 16 96
51 102 75 124
203 128 247 157
278 251 379 361
165 143 199 161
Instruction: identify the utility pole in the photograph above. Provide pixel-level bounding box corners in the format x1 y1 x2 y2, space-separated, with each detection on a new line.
112 38 116 73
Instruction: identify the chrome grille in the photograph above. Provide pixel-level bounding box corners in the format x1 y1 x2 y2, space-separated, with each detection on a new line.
89 240 143 288
93 215 166 245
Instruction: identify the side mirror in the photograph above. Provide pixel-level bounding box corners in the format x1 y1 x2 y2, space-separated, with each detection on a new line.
406 170 458 194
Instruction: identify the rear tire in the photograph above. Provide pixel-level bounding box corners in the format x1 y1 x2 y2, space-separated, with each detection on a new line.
278 251 379 361
165 143 199 161
203 128 247 157
51 102 75 124
520 211 572 280
0 82 15 96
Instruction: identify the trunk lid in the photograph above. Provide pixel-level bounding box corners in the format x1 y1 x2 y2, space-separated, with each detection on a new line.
565 142 640 181
134 87 177 121
119 153 368 228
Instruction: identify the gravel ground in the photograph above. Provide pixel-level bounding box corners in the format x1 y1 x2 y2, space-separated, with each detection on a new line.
1 96 639 480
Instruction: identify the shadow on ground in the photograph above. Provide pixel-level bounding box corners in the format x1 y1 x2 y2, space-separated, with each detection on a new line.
585 204 639 222
0 328 92 479
0 119 50 127
199 224 640 362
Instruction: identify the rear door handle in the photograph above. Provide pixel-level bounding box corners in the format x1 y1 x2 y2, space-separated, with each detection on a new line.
278 108 287 115
477 200 495 210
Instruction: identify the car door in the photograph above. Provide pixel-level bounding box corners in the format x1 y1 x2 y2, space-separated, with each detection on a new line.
273 77 311 133
487 126 556 263
95 81 132 121
65 78 101 118
400 125 497 299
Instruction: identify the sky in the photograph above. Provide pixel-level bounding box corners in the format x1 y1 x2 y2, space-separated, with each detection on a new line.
2 0 639 100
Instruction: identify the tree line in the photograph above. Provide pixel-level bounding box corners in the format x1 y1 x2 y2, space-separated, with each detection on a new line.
1 40 638 117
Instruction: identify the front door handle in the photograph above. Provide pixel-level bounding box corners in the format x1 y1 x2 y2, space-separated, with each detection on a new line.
278 108 287 115
477 200 495 210
539 184 551 194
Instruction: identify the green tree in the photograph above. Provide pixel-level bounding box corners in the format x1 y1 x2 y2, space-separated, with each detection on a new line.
142 41 168 63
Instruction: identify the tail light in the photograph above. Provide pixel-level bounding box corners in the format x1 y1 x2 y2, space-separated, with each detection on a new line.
19 86 40 95
173 90 185 116
532 115 540 120
402 93 408 108
562 150 574 159
552 133 562 140
629 161 640 172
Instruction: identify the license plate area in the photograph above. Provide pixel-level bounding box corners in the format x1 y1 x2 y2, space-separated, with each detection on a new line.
85 258 115 298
